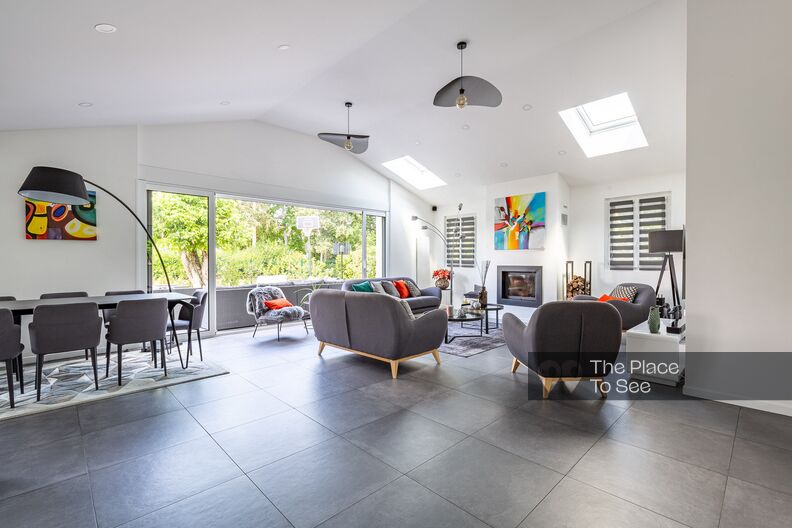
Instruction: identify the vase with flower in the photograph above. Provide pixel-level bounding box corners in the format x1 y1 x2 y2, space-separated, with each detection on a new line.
432 268 451 290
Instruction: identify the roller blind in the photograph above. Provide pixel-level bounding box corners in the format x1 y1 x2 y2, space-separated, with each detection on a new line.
445 215 476 268
608 194 668 271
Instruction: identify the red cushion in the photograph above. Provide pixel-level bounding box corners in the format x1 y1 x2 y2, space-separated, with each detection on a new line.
598 294 629 302
393 280 411 299
264 298 293 310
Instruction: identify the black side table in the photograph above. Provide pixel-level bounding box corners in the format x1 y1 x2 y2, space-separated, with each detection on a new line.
445 312 484 344
461 304 505 334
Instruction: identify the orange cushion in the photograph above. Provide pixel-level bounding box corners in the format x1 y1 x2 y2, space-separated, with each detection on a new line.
264 298 293 310
598 294 629 302
393 280 411 299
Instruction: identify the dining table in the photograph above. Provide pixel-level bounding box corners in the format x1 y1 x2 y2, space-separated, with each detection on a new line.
0 292 193 367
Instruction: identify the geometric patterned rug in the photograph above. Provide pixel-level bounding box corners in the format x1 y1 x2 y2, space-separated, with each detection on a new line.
0 349 228 421
440 323 506 358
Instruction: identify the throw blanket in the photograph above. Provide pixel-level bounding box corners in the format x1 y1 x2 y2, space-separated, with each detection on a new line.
247 286 305 324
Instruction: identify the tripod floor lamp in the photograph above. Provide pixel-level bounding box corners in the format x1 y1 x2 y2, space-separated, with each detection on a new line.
18 166 173 293
648 229 684 308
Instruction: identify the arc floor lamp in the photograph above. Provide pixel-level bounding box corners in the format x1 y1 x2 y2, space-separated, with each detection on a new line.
412 203 463 307
18 166 172 292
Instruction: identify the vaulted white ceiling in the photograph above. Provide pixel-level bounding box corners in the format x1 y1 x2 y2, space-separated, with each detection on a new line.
0 0 686 202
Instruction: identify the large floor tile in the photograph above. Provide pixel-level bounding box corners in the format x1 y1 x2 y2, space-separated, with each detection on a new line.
521 398 627 434
249 436 400 528
607 408 733 474
319 361 395 389
265 375 354 407
409 389 509 434
90 436 242 528
357 378 449 408
457 374 537 408
120 476 291 528
404 363 486 389
167 374 258 407
78 387 183 434
0 407 81 450
293 350 361 373
344 410 466 472
474 408 600 473
736 407 792 451
730 437 792 494
0 474 96 528
318 476 488 528
631 398 739 436
216 349 290 371
186 389 290 433
0 434 86 501
84 409 206 469
409 437 562 528
450 351 512 373
569 438 726 528
213 409 336 472
237 362 315 389
519 477 686 528
297 390 400 434
720 477 792 528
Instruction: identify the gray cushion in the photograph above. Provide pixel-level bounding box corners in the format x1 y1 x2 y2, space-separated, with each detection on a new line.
405 280 422 297
610 285 638 302
406 295 441 311
380 280 399 297
398 299 415 320
370 281 386 294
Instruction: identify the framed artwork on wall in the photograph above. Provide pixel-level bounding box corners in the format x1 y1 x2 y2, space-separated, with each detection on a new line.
24 190 97 240
494 192 545 250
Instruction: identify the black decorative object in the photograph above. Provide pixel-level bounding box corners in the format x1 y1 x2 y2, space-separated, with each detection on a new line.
649 230 684 309
317 102 370 154
18 166 172 292
433 41 502 108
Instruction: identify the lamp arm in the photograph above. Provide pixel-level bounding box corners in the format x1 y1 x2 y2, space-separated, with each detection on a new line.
84 179 172 293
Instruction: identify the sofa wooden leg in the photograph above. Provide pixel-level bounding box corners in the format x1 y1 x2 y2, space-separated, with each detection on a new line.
431 349 441 364
596 379 607 399
317 342 326 356
511 358 520 373
390 361 399 379
542 377 555 399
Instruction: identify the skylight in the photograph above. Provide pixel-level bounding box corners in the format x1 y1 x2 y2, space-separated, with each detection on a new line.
559 92 648 157
382 156 447 190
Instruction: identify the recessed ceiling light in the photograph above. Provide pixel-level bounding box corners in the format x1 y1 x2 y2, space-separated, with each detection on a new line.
77 102 93 107
558 150 567 156
94 23 117 34
415 140 421 145
454 172 462 178
219 101 231 106
499 162 509 168
461 124 470 130
382 155 447 190
522 104 533 111
277 44 291 51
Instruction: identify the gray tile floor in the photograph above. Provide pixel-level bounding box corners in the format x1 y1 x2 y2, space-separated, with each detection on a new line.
2 328 792 527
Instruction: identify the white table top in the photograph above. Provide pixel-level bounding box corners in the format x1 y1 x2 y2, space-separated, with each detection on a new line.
626 318 685 341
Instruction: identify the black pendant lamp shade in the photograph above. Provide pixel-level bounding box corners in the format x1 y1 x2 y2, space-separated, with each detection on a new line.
18 166 89 205
434 41 502 108
318 102 370 154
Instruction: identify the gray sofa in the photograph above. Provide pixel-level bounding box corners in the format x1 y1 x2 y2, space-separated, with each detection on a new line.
503 301 622 399
309 288 447 378
573 283 655 330
341 277 442 314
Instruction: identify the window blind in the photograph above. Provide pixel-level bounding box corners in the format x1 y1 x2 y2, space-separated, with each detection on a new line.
445 215 476 268
608 194 668 271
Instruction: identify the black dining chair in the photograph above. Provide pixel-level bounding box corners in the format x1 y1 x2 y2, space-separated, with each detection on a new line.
28 302 102 401
167 289 207 367
102 290 150 358
0 309 24 408
0 297 24 385
106 298 169 385
39 291 89 299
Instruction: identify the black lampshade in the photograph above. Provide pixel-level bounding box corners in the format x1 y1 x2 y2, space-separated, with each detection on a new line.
18 166 89 205
648 229 684 253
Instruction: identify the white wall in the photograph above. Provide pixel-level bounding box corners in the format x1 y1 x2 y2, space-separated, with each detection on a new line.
685 0 792 414
434 173 569 320
0 121 430 299
388 181 435 286
569 172 686 300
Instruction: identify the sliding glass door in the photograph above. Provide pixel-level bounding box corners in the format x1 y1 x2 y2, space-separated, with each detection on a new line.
145 185 385 332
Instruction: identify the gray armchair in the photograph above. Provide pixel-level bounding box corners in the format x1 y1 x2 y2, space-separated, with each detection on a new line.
573 283 655 330
503 301 622 399
247 286 307 341
310 289 447 378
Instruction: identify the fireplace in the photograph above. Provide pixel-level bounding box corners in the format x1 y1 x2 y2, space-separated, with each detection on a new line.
497 266 543 307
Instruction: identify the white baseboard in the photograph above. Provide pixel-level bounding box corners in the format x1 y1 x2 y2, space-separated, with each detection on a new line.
683 385 792 417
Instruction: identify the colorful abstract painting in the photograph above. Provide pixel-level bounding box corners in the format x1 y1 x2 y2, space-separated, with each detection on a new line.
24 191 97 240
494 192 546 250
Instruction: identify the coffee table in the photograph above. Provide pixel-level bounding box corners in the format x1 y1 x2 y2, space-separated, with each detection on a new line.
461 304 504 334
445 312 484 344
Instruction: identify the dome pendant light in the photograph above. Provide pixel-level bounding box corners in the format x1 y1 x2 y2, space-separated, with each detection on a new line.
433 41 502 108
318 102 370 154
